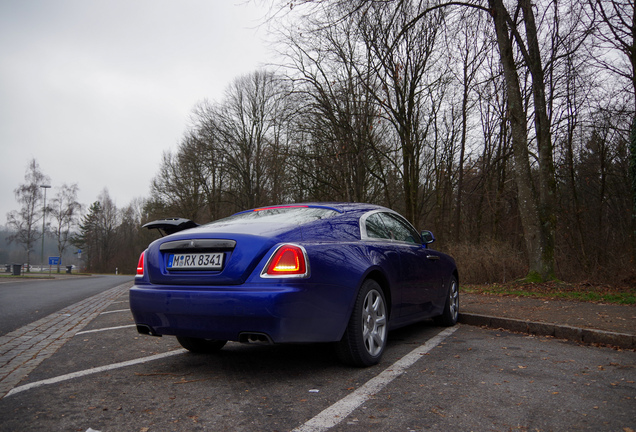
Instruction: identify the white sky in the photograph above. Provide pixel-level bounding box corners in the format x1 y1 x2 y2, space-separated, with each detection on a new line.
0 0 273 224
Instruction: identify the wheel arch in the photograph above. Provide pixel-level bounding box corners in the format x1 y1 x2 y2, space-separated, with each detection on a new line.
362 269 392 320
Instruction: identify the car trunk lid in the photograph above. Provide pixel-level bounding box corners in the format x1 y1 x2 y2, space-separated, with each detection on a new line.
145 223 300 286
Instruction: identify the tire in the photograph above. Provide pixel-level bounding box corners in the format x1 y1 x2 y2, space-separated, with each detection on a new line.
177 336 227 354
336 279 388 367
434 275 459 327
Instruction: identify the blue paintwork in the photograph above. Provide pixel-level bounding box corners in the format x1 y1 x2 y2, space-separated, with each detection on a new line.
130 203 458 344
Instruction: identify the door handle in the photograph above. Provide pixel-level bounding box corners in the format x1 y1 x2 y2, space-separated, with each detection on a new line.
426 255 440 260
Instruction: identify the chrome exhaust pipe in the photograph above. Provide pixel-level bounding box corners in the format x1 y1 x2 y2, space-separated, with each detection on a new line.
136 324 161 337
239 332 273 344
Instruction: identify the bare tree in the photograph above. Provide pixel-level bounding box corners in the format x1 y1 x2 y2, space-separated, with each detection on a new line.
360 1 448 225
378 0 563 279
73 189 119 273
150 71 294 220
443 9 490 241
211 71 292 210
276 1 451 225
280 4 390 203
167 0 633 283
150 142 211 221
588 0 636 257
114 199 149 274
49 183 81 273
5 159 50 271
589 0 635 102
480 0 554 280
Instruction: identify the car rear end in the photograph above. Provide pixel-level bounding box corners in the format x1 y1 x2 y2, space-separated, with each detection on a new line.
130 205 364 344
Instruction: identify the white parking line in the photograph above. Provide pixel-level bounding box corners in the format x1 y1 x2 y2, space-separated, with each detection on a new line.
99 309 129 315
292 326 459 432
76 325 136 335
4 323 459 428
5 349 187 398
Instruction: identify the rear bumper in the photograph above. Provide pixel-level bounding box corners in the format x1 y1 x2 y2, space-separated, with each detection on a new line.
129 282 354 343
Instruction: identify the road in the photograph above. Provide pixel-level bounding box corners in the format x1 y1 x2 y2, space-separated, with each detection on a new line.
0 280 634 431
0 275 133 336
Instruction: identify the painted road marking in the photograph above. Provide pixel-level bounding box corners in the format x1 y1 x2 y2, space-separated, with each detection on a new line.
4 323 459 432
292 326 459 432
99 309 130 315
76 325 136 335
0 282 132 399
5 349 187 398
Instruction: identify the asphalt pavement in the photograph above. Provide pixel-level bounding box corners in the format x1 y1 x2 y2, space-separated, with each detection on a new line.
1 275 634 402
0 274 133 335
0 280 132 398
0 275 634 432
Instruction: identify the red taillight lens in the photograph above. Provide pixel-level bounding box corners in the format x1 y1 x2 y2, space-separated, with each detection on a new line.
264 245 308 277
136 251 145 277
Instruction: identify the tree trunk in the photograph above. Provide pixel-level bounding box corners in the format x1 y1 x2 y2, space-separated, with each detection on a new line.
519 0 557 280
454 66 469 243
489 0 549 280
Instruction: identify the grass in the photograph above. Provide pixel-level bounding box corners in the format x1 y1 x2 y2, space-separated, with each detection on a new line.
0 272 92 279
0 273 55 279
461 280 636 305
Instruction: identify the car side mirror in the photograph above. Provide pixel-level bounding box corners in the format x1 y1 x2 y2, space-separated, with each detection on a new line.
421 230 435 245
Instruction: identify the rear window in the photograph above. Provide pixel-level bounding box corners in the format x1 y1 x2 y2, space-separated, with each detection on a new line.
210 206 339 226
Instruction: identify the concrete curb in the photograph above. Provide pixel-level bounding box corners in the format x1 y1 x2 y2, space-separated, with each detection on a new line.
458 312 636 350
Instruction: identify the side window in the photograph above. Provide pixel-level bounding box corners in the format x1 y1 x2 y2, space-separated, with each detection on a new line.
365 213 391 239
379 213 421 244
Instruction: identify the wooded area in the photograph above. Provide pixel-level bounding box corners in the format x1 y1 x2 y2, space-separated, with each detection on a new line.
6 1 635 283
145 0 635 284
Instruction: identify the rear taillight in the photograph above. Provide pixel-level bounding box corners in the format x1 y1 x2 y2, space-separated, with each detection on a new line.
262 244 309 278
136 251 145 277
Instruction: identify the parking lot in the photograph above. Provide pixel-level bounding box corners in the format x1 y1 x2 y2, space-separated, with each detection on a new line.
1 283 634 432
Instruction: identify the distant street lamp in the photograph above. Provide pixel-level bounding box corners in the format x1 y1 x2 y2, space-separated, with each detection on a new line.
40 184 51 270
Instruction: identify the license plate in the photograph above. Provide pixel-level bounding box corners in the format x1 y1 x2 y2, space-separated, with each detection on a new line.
167 253 224 270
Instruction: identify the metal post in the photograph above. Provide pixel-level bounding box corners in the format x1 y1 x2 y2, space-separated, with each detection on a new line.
40 184 51 271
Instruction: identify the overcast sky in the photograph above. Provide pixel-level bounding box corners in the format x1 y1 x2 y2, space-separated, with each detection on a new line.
0 0 273 225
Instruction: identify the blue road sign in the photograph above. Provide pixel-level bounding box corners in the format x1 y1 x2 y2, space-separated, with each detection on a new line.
49 256 60 266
